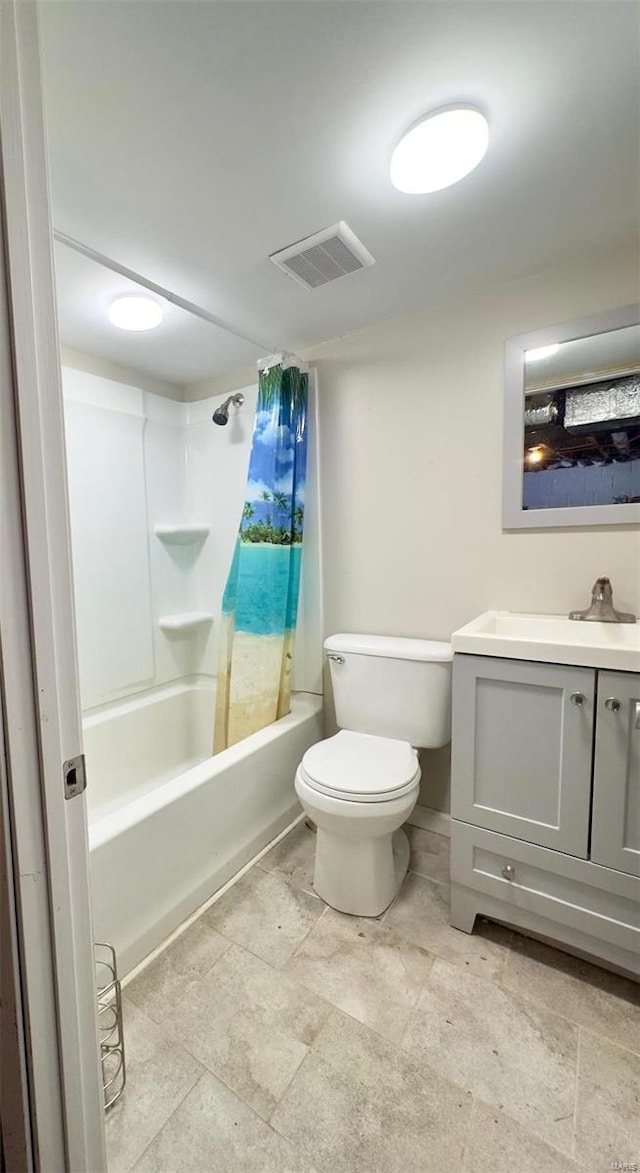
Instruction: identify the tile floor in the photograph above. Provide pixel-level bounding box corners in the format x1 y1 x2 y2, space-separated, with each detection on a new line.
109 820 640 1173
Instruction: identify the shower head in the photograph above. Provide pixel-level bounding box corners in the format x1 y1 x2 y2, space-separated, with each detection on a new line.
212 392 245 425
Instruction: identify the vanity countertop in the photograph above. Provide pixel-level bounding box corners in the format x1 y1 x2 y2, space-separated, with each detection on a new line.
452 610 640 672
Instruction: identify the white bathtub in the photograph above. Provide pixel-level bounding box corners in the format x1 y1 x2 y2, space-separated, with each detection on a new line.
87 690 324 975
84 680 215 822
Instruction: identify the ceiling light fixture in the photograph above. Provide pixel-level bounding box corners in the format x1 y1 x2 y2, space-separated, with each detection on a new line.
390 105 489 195
108 295 163 331
525 344 560 363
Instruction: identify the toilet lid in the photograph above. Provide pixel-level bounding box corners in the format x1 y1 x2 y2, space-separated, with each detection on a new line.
300 731 419 803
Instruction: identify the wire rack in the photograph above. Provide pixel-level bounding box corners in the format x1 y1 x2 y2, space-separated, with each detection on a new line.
95 942 126 1111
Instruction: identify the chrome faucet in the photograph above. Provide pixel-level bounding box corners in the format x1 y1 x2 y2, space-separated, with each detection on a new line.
569 577 636 624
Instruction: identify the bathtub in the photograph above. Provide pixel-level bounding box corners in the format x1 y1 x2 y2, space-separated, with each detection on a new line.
84 680 216 822
87 688 324 975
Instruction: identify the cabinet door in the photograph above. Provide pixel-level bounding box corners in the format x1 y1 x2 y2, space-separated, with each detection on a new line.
452 655 594 857
591 671 640 877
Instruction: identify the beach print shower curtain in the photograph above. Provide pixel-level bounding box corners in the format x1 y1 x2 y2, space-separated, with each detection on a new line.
214 358 308 751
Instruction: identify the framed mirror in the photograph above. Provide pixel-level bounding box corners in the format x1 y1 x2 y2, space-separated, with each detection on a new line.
503 304 640 528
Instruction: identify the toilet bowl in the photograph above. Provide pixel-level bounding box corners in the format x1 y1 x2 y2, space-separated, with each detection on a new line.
295 633 452 917
295 730 421 916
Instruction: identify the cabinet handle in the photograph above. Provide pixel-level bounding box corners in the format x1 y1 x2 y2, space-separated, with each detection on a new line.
635 701 640 729
502 864 515 881
570 692 586 706
604 697 621 713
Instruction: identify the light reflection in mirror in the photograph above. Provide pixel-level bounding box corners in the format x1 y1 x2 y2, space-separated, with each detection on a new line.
522 324 640 510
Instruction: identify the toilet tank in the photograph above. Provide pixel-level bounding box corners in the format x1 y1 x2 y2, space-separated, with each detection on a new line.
324 633 453 748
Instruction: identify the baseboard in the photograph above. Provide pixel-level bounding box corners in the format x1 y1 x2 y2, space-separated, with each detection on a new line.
407 804 451 837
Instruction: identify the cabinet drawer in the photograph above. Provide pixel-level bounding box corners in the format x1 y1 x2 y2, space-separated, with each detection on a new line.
451 820 640 957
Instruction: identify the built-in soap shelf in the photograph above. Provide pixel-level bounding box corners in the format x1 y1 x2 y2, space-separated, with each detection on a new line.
154 524 210 546
158 612 214 636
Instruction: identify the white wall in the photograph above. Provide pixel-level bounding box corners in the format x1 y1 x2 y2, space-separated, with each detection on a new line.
308 241 640 809
64 370 156 708
60 344 184 400
62 368 257 711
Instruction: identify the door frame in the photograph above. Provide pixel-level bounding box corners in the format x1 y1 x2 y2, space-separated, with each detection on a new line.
0 2 106 1168
0 708 33 1173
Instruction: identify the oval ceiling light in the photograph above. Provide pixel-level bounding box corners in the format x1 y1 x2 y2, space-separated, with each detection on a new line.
108 295 163 331
390 105 489 194
525 343 560 363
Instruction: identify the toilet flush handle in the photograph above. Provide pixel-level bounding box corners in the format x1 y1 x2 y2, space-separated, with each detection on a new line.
327 653 345 665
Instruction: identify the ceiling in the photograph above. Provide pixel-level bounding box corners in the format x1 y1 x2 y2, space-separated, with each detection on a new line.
53 242 264 387
525 324 640 391
40 1 639 384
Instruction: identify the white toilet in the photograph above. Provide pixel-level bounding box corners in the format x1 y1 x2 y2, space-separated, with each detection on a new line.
295 633 452 917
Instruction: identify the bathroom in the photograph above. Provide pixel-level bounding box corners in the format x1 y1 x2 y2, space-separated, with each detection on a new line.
0 2 638 1172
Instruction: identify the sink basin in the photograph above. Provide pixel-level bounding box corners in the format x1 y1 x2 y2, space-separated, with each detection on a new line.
452 610 640 672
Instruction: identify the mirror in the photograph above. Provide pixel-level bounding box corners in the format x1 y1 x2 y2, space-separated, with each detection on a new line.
51 238 264 787
503 305 640 528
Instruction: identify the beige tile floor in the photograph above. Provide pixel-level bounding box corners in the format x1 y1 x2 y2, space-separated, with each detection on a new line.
110 821 640 1173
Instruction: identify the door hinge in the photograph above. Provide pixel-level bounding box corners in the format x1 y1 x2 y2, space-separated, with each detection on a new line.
63 754 86 800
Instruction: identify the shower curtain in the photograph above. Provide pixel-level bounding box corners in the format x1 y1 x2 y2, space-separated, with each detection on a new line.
214 357 309 751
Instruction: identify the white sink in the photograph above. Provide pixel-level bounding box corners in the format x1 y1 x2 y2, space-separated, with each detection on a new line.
452 610 640 672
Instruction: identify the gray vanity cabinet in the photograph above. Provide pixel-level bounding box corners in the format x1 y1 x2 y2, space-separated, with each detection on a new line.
452 655 594 857
591 671 640 878
450 653 640 976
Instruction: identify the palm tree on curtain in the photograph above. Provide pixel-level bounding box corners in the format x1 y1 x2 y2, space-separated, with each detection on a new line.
242 502 254 524
272 490 289 521
293 504 304 545
258 362 307 437
259 490 272 534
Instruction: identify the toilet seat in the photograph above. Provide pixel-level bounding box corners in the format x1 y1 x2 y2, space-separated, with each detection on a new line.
300 731 420 803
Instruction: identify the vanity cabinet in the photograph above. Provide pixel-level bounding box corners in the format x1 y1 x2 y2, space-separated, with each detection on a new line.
452 656 594 857
591 671 640 878
450 654 640 976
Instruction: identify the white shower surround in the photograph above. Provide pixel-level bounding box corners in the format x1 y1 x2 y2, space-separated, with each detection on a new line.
62 369 259 709
62 364 323 974
62 367 322 708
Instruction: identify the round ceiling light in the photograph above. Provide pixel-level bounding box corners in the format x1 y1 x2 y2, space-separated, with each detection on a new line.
390 105 489 194
525 344 560 363
108 295 163 331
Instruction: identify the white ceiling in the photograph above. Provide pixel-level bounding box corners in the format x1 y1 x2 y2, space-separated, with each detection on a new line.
40 1 639 384
525 324 640 390
53 242 264 386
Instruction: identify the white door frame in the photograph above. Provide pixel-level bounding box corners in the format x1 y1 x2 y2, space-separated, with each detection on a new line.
0 2 106 1168
0 706 33 1173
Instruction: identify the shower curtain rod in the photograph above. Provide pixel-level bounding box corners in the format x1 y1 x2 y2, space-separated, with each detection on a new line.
53 229 274 354
258 351 308 374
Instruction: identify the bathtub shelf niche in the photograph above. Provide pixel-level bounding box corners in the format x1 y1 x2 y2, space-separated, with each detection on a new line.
158 612 214 636
154 524 210 546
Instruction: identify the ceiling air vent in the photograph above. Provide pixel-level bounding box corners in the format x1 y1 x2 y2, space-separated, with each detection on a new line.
270 221 375 290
